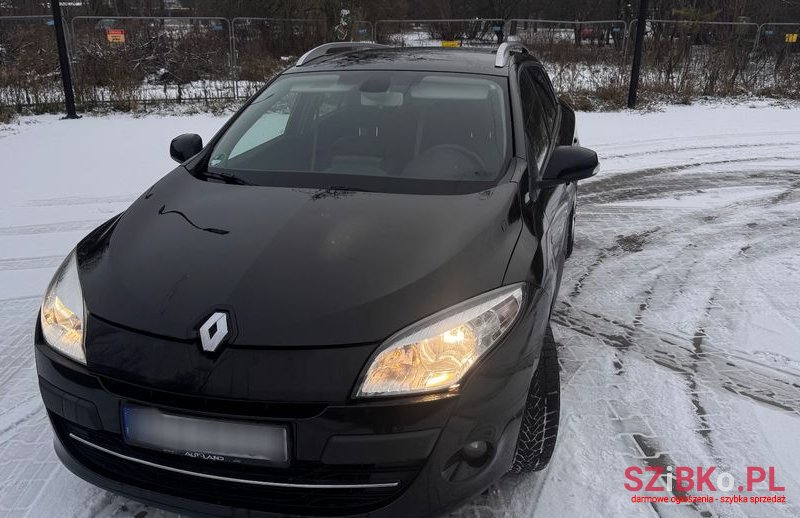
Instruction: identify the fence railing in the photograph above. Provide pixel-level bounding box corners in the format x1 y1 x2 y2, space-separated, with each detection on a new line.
2 14 799 112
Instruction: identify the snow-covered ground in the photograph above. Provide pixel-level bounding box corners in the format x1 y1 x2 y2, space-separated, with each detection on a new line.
0 101 799 517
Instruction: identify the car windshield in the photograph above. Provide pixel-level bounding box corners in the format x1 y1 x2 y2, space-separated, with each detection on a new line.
207 71 510 194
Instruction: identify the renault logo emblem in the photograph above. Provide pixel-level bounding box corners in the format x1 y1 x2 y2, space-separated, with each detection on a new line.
199 311 229 353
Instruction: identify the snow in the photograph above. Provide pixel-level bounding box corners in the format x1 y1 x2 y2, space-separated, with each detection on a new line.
608 186 786 209
1 102 799 517
752 404 800 493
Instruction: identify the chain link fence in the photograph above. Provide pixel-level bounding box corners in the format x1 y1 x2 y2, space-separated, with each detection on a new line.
753 23 800 98
509 19 628 106
231 18 326 98
630 20 761 99
2 14 800 114
69 16 234 110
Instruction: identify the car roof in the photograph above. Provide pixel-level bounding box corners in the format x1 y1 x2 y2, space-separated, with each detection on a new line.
283 46 539 77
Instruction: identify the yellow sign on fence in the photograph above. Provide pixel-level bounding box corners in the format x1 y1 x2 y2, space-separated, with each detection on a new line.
106 29 125 44
441 40 461 47
786 33 798 44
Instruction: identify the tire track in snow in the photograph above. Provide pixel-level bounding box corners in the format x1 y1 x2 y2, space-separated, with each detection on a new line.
0 219 105 236
26 194 136 207
601 139 800 160
0 256 64 272
553 304 800 415
590 129 800 155
561 298 800 412
580 166 798 205
543 162 800 516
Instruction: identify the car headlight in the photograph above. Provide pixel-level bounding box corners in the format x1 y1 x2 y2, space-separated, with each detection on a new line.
355 284 525 398
40 251 86 364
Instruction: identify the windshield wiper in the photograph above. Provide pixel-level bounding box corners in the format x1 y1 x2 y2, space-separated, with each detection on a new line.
200 170 250 185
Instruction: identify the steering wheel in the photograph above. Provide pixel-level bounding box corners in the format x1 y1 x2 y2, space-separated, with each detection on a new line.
422 144 488 176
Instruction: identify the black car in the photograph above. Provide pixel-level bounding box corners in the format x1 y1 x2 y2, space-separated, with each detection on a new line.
35 42 598 517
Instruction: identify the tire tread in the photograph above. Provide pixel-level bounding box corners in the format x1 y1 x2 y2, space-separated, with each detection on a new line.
510 325 560 473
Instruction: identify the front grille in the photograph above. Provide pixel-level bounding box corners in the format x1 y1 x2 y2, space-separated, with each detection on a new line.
99 376 327 420
53 415 419 515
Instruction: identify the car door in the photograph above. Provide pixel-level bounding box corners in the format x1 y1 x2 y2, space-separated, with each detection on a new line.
518 64 572 300
530 67 573 264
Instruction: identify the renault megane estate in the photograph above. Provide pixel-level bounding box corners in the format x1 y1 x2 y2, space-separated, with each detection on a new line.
35 41 599 517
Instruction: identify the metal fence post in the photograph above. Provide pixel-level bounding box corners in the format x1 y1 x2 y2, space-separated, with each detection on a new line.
623 20 632 66
50 0 78 118
753 24 763 52
627 0 648 109
228 19 238 99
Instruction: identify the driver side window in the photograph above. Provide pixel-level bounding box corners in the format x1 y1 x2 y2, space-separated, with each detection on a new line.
519 68 550 171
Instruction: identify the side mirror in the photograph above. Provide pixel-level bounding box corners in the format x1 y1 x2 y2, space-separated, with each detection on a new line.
540 145 599 187
170 133 203 163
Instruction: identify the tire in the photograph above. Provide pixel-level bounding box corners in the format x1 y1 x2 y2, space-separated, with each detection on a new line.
509 324 560 473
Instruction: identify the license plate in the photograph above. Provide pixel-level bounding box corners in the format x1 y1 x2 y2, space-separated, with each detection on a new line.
121 404 288 466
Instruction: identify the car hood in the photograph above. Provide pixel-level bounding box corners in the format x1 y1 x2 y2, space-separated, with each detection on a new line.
77 169 522 347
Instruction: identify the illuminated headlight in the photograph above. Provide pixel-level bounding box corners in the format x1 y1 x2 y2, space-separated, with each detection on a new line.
40 251 86 364
355 284 525 398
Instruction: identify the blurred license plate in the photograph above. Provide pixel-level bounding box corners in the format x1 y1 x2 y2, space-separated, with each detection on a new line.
122 404 288 465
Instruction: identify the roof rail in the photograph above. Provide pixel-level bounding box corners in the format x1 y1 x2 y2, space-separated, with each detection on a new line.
296 42 389 66
494 41 529 68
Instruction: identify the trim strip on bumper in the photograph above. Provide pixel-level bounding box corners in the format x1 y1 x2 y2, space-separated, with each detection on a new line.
68 433 400 489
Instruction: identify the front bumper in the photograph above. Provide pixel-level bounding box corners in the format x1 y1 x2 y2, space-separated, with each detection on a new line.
35 291 551 517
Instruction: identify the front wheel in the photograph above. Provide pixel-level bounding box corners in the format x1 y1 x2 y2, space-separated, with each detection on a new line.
509 324 560 473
